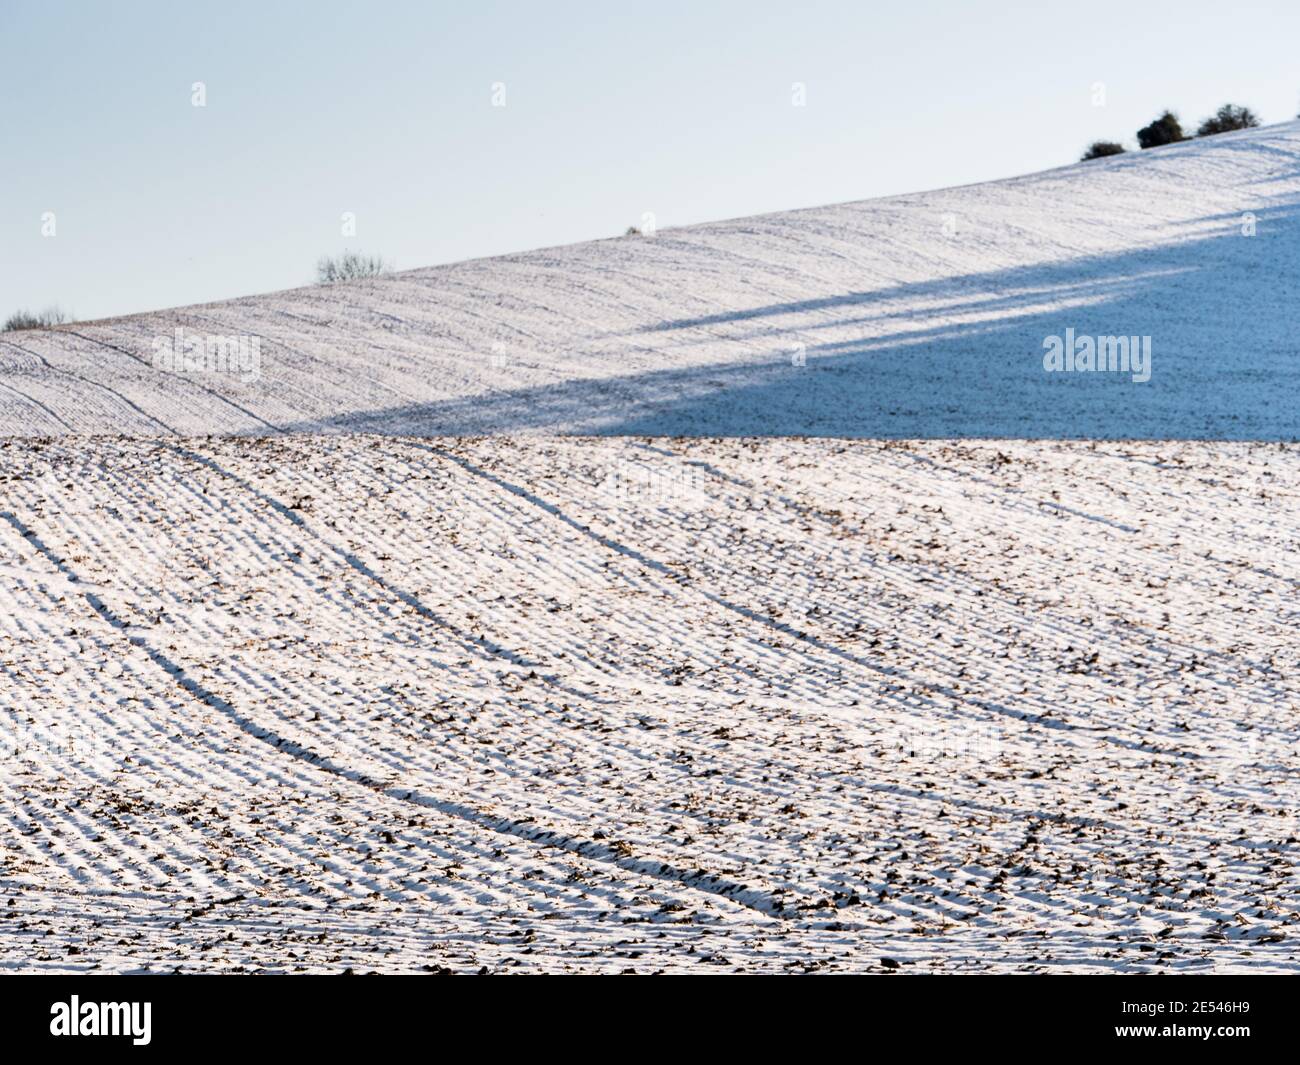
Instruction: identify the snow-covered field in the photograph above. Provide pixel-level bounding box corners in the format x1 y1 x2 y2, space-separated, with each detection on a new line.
2 436 1297 972
1 124 1298 973
1 122 1298 440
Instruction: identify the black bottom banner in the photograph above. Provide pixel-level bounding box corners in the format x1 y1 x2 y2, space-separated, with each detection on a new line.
0 973 1287 1053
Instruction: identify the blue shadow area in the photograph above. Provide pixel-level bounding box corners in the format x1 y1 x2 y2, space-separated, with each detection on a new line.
288 205 1300 440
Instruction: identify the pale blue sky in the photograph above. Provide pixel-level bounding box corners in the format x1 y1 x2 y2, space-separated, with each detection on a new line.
3 0 1299 322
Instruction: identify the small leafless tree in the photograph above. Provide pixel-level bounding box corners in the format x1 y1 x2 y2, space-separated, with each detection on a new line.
316 251 391 283
3 306 69 331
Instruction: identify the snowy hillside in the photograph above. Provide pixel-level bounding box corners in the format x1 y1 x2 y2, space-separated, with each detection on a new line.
2 122 1299 975
2 121 1299 439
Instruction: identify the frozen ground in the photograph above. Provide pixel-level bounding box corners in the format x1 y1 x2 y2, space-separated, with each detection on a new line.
1 436 1297 973
1 123 1298 973
1 122 1298 439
